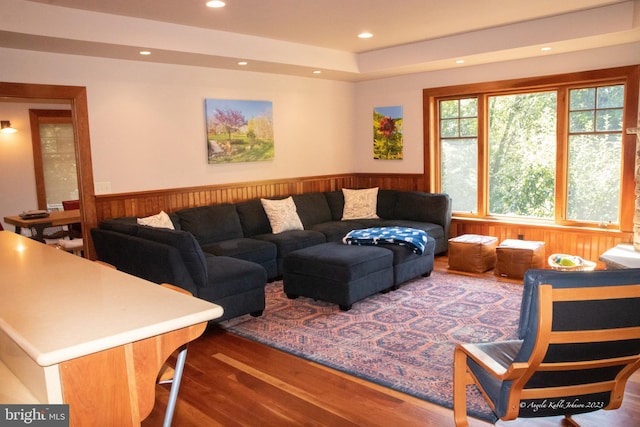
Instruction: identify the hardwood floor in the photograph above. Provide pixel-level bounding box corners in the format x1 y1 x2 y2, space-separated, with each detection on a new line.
142 257 640 426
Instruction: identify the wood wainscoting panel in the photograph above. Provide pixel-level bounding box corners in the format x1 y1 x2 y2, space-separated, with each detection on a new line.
451 218 633 267
94 173 426 223
92 172 631 266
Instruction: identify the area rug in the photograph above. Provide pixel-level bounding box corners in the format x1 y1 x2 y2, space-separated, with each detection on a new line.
221 272 524 422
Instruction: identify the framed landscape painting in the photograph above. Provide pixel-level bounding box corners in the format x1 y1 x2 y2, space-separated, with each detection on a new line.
205 98 274 164
373 106 403 160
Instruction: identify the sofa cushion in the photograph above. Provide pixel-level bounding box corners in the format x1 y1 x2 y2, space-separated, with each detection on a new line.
342 187 380 220
292 193 332 227
236 198 272 237
177 204 243 245
254 230 326 256
326 189 397 221
137 226 208 288
99 218 140 236
201 238 276 262
253 229 326 275
376 189 398 219
394 192 448 224
308 220 364 242
196 254 267 321
260 197 304 233
201 238 278 279
200 255 267 299
137 210 175 229
325 191 345 221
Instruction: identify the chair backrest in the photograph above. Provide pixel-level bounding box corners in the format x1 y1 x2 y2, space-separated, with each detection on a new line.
62 199 82 237
62 199 80 210
506 269 640 419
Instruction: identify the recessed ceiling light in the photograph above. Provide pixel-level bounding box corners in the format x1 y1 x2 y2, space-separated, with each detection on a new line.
455 59 465 64
313 70 322 74
206 1 226 7
139 51 151 56
358 32 373 39
238 61 248 66
541 47 552 52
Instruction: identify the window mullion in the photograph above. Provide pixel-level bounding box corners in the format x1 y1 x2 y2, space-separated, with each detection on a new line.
477 94 489 217
555 87 569 224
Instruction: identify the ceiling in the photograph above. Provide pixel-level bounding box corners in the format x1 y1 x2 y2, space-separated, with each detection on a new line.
2 0 640 81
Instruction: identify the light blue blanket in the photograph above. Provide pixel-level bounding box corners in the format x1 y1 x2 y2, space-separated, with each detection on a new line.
343 227 429 255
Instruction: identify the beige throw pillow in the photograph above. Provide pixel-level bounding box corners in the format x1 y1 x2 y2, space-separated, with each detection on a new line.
261 197 304 234
342 187 380 220
137 210 175 229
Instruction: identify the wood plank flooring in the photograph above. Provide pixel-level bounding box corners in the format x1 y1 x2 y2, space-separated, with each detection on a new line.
142 257 640 426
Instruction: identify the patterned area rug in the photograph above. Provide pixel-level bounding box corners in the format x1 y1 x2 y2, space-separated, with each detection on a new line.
222 271 524 422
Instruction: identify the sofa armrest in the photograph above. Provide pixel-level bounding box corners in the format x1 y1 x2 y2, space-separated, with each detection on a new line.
91 228 200 295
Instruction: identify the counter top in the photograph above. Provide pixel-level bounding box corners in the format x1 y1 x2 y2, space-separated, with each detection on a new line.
0 231 223 367
599 243 640 269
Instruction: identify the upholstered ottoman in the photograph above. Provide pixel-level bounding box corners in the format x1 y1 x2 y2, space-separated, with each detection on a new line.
380 238 436 288
495 239 545 279
283 242 394 311
448 234 498 273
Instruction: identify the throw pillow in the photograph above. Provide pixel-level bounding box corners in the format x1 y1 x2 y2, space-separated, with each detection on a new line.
342 187 380 220
137 210 175 229
260 197 304 234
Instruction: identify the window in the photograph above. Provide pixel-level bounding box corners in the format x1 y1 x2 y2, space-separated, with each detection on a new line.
440 98 478 213
567 85 624 224
488 91 557 219
425 66 639 230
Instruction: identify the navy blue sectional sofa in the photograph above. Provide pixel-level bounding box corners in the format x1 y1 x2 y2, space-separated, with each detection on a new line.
91 189 451 321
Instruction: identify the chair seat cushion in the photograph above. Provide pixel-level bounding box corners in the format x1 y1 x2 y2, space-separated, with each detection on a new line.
467 340 522 418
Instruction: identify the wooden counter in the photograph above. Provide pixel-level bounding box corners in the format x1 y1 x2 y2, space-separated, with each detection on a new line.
0 231 223 426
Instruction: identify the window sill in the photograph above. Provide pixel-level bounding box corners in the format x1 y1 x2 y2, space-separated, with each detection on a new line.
451 216 629 235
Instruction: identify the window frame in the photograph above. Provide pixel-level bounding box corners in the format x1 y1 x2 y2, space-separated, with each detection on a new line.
423 65 640 232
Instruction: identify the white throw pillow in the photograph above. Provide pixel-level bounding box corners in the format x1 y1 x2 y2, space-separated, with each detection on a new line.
261 197 304 234
342 187 380 220
137 210 175 229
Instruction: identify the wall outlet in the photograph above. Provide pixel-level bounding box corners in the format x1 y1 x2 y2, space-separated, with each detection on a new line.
517 234 524 240
94 181 112 195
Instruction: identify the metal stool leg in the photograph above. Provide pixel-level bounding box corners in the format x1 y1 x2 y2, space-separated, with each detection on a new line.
163 345 188 427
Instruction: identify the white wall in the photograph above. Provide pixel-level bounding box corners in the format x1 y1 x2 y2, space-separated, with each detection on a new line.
0 101 71 231
354 42 640 174
0 47 355 226
0 47 355 195
0 102 38 231
2 42 640 230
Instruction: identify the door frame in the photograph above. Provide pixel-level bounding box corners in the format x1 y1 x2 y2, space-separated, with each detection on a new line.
0 82 97 258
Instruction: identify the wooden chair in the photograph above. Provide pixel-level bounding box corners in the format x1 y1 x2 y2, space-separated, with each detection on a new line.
61 199 82 239
453 268 640 427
